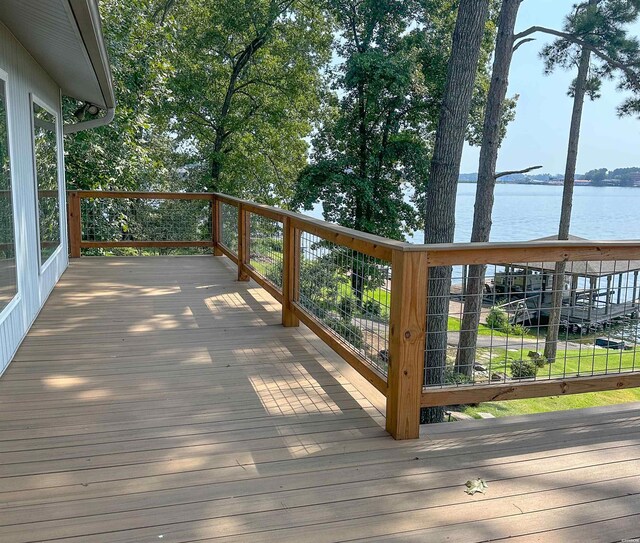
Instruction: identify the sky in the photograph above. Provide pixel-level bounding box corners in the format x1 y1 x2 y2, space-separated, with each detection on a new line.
460 0 640 175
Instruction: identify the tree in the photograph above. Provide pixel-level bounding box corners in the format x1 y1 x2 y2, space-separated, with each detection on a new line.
293 0 498 303
456 0 524 377
585 167 608 183
292 0 432 302
293 1 430 241
64 0 179 192
422 0 490 424
526 0 640 362
165 0 331 203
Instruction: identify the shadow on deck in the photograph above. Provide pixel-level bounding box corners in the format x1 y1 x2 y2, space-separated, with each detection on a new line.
0 256 639 542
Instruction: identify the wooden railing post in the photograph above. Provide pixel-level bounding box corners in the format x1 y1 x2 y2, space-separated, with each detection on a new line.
212 195 223 256
67 191 81 258
386 249 429 440
237 203 250 281
282 216 300 327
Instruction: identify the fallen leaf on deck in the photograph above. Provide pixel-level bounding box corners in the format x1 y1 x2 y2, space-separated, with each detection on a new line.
464 478 488 495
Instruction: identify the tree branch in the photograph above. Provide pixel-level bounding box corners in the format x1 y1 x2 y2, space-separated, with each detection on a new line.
514 26 640 88
494 165 543 179
513 38 535 52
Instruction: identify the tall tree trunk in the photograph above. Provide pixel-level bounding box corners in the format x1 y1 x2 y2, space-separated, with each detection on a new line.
456 0 522 376
211 129 225 191
422 0 490 424
210 35 267 190
544 0 595 363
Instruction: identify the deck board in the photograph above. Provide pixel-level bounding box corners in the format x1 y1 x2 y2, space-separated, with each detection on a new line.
1 256 639 542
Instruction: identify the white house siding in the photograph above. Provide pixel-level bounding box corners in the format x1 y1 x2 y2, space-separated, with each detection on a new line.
0 21 68 374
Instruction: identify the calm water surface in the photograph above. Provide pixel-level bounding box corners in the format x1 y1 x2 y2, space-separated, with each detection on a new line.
309 184 640 243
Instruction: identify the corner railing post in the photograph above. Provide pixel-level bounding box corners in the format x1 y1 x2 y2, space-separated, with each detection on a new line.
237 203 250 281
67 191 82 258
212 195 223 256
386 249 429 440
282 216 300 327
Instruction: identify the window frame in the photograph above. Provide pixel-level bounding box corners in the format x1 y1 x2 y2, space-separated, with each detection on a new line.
0 67 21 323
30 93 63 274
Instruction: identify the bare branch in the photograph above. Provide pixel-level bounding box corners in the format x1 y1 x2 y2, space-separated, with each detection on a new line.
513 38 535 52
494 165 543 179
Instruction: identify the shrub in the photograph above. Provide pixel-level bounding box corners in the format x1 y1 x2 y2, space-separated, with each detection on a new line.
338 297 355 322
444 367 473 385
325 318 363 349
264 259 283 288
486 306 510 331
363 299 382 317
510 324 529 336
486 307 530 336
528 351 546 368
511 359 538 379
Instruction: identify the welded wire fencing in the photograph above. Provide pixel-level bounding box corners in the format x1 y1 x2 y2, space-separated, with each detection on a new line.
298 231 391 375
78 193 212 255
424 256 640 390
219 201 238 256
248 213 284 290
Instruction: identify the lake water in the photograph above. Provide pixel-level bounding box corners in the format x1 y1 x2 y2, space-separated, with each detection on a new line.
309 184 640 243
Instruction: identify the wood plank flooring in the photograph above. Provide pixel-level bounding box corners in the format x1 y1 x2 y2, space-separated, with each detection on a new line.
0 256 639 542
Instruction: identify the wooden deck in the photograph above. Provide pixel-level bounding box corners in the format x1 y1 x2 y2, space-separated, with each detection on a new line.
1 256 640 542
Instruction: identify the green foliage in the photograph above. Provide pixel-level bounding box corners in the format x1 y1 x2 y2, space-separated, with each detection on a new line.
163 0 332 202
265 258 284 290
528 351 547 369
486 306 529 336
444 367 473 385
584 167 608 183
64 0 181 192
540 0 640 117
298 255 341 317
510 324 530 336
486 306 510 330
363 299 382 317
325 318 364 349
510 358 538 379
293 0 499 241
338 297 355 322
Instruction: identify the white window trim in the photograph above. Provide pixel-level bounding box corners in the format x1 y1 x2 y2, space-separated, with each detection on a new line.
30 93 63 275
0 67 22 325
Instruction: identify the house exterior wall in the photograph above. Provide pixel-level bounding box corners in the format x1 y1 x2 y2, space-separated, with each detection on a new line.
0 21 68 374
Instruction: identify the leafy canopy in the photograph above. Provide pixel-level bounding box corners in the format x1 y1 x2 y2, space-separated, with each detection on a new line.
164 0 332 204
541 0 640 116
293 0 502 241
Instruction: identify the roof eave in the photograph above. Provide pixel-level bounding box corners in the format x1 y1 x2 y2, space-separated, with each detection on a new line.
67 0 115 110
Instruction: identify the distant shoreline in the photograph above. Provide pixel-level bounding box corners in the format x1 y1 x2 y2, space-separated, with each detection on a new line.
458 179 640 187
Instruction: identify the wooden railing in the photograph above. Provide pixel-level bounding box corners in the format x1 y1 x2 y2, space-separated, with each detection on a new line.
67 190 640 440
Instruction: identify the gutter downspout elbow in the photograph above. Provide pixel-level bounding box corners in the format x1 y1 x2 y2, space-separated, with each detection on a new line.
63 107 115 135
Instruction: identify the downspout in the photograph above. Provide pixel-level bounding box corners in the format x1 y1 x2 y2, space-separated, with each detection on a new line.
63 107 115 135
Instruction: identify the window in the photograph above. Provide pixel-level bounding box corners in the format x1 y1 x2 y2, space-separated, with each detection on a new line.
33 100 60 267
0 77 17 312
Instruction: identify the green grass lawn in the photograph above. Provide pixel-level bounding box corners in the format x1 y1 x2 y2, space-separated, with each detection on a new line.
447 316 539 339
484 346 640 378
463 388 640 418
461 346 640 419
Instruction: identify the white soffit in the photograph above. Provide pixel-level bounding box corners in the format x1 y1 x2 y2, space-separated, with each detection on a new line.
0 0 115 109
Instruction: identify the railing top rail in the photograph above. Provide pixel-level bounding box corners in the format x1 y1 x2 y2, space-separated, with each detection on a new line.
75 190 213 200
412 239 640 266
212 192 406 261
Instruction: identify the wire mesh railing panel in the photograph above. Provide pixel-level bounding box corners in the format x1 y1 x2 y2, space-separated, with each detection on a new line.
298 231 391 376
249 213 283 290
424 258 640 388
220 202 239 256
80 197 212 255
